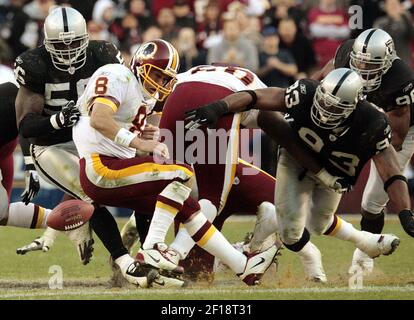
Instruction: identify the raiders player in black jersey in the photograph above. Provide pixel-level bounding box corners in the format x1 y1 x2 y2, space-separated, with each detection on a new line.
313 28 414 273
184 68 408 281
13 7 151 286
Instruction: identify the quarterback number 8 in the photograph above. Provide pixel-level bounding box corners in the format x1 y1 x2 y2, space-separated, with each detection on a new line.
95 76 108 95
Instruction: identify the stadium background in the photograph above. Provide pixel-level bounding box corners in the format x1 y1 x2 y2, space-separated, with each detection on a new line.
2 0 414 214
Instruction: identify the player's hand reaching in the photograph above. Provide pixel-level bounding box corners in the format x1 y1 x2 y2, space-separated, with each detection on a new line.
184 100 229 130
50 100 81 129
20 170 40 205
314 168 353 193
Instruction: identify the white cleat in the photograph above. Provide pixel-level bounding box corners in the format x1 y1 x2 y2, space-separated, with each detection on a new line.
66 222 94 265
151 271 188 288
356 231 400 258
238 241 281 286
120 261 159 288
349 248 374 275
298 242 327 283
136 243 184 274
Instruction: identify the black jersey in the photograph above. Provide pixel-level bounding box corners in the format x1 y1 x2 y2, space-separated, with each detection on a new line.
0 82 19 147
334 39 414 124
14 40 123 146
284 79 391 185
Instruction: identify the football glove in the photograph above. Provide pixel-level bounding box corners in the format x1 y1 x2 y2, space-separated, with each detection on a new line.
314 168 353 193
20 170 40 205
184 100 229 130
50 101 80 129
398 209 414 238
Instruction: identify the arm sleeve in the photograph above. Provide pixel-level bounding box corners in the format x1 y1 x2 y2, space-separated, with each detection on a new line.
19 113 55 138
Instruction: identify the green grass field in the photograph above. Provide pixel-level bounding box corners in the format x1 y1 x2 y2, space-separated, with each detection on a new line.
0 216 413 300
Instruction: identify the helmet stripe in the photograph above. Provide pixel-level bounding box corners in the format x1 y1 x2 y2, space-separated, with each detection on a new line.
62 7 69 32
163 40 174 70
170 47 178 71
331 69 353 95
362 29 376 54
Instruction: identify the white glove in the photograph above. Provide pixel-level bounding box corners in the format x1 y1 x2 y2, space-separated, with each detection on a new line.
314 168 353 193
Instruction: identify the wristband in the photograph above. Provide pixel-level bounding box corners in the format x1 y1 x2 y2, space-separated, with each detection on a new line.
114 128 136 147
50 114 60 130
384 175 407 192
239 90 258 110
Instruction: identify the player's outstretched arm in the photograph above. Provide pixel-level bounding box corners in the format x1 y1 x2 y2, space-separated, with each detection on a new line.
373 144 414 237
184 87 287 130
386 106 410 151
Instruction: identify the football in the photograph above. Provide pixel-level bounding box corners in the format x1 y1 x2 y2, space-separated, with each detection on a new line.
47 200 94 231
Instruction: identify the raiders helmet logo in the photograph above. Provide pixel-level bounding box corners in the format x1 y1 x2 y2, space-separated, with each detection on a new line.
137 42 157 63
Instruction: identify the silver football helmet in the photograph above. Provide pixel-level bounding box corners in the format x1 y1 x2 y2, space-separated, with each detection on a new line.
311 68 363 129
350 28 395 92
44 7 89 74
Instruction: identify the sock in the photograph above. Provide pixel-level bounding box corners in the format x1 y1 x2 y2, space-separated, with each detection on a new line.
120 213 139 251
185 212 246 274
250 202 278 251
297 241 317 259
134 213 151 244
7 202 51 228
325 215 364 244
360 210 384 234
170 199 218 259
89 206 128 260
143 181 191 250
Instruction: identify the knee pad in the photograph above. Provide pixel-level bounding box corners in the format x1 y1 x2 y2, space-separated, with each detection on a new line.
360 209 385 234
160 181 192 205
282 228 310 252
199 199 217 223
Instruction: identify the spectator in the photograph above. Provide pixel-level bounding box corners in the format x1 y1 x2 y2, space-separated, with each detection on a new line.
174 27 207 72
0 39 16 84
173 0 196 28
151 0 194 19
278 17 316 79
128 24 163 55
128 0 153 30
197 0 222 49
156 7 178 41
92 0 118 43
256 26 297 88
207 17 259 71
308 0 350 68
374 0 414 65
0 0 32 58
234 8 262 47
263 0 306 31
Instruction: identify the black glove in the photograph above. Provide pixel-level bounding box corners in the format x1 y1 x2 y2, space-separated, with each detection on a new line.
184 100 229 130
333 177 353 193
20 170 40 205
398 209 414 237
50 101 80 129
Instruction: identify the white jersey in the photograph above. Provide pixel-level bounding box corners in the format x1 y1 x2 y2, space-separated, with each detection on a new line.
73 64 155 159
177 65 267 127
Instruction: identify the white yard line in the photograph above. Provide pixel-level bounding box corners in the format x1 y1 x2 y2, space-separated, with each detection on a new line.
1 286 414 299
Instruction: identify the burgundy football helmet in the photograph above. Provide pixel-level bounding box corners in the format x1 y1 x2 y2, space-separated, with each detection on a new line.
130 39 180 101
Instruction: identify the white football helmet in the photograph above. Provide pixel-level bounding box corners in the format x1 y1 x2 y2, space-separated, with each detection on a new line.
44 7 89 74
311 68 363 129
350 28 395 92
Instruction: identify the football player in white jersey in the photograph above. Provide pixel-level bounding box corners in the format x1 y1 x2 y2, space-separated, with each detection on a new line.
73 40 280 287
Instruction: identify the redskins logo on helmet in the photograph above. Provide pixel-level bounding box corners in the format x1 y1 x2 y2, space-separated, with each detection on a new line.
130 39 180 101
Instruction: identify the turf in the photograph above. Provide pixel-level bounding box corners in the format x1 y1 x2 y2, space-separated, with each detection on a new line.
0 216 413 300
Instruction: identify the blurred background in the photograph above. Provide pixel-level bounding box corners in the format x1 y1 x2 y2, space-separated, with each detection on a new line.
2 0 414 214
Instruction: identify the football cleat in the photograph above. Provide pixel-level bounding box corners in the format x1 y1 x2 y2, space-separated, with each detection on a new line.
151 270 188 288
298 242 327 283
238 241 281 286
136 243 183 274
16 227 58 254
121 261 159 288
65 222 94 265
349 248 374 275
356 231 400 258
